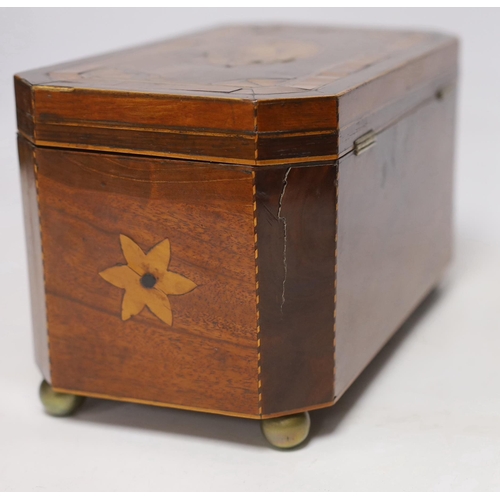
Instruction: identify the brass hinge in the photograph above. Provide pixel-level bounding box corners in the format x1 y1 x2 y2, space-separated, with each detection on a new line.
354 130 376 156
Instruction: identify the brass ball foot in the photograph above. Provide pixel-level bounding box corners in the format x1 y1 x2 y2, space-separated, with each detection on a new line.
261 411 311 449
39 380 85 417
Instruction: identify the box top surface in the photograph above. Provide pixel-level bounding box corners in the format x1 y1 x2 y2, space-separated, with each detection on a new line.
16 25 458 165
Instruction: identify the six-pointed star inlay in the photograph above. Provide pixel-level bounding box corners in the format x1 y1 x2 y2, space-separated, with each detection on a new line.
99 235 197 326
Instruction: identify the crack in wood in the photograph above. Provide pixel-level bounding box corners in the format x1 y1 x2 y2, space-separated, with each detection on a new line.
277 167 291 313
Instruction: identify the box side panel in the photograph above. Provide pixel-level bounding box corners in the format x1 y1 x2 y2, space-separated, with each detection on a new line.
18 136 51 382
35 149 259 417
335 84 457 399
256 164 337 417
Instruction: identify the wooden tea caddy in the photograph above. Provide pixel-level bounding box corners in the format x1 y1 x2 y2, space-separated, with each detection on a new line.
15 25 458 448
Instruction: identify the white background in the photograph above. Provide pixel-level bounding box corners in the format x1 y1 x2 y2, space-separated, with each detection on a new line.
1 8 500 492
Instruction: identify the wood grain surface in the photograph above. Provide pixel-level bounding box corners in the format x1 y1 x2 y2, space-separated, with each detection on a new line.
15 25 458 165
255 164 337 416
334 84 457 399
34 147 260 417
18 136 51 383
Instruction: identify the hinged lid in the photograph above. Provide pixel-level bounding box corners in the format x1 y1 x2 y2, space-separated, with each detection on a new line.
15 25 458 166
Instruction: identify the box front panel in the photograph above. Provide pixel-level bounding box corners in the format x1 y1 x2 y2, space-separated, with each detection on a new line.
35 148 259 417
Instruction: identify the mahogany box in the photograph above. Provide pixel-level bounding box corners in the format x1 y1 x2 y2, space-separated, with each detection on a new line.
15 25 458 448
